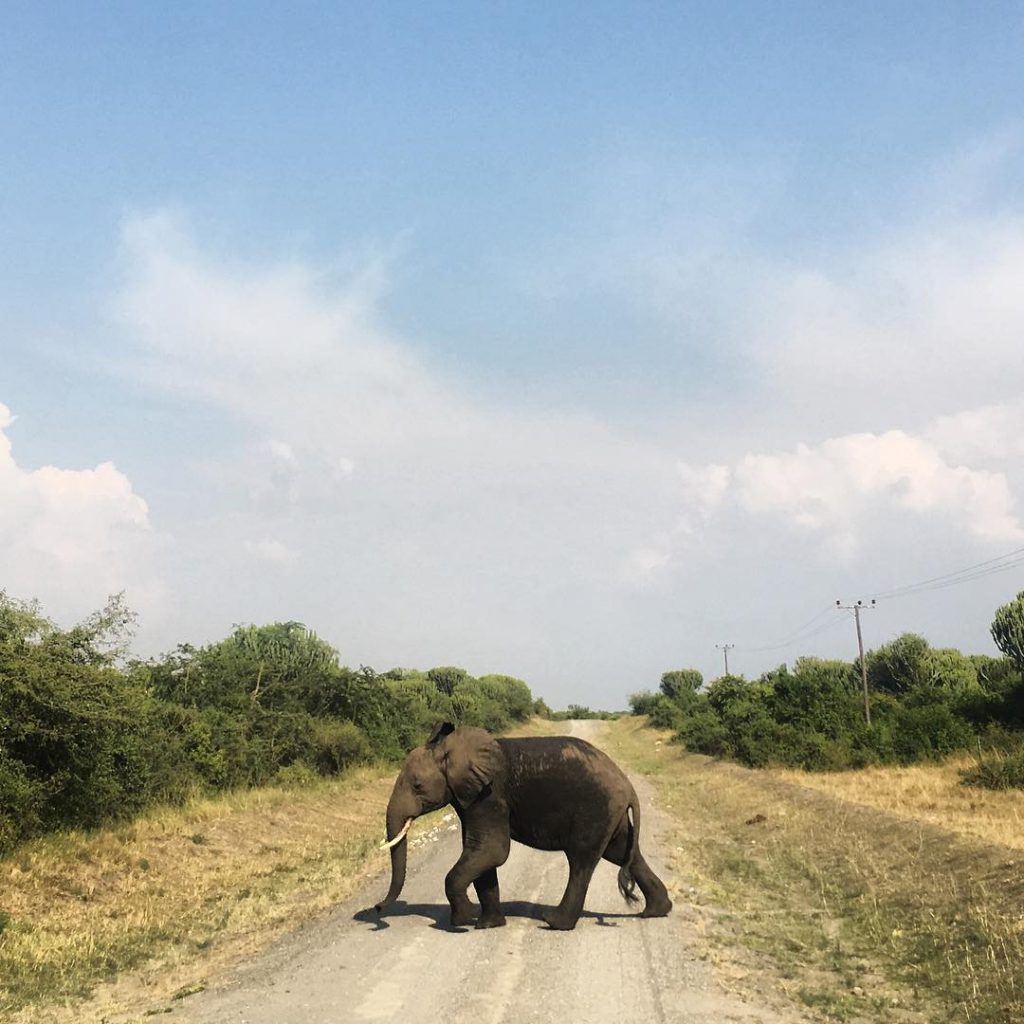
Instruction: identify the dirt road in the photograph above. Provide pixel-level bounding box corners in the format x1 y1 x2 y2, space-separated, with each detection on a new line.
182 722 788 1024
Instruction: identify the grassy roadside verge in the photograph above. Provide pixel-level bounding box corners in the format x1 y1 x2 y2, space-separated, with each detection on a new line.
0 719 549 1024
1 765 399 1023
602 717 1024 1024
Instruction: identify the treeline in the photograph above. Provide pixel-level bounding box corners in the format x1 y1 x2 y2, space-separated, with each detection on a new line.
630 592 1024 787
544 703 620 721
0 592 536 854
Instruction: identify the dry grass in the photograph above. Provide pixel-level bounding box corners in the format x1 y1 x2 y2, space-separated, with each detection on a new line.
772 759 1024 852
0 765 400 1023
0 718 552 1024
603 718 1024 1024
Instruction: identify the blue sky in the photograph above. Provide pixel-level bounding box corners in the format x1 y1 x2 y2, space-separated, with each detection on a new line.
4 4 1024 704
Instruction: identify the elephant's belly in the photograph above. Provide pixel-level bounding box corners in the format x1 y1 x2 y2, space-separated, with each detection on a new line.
509 804 600 852
509 821 566 852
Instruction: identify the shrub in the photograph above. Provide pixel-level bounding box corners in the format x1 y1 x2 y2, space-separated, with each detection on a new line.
309 719 372 774
272 762 320 788
676 709 731 757
0 591 538 855
961 749 1024 790
628 690 662 716
646 695 686 730
766 659 861 739
884 699 976 763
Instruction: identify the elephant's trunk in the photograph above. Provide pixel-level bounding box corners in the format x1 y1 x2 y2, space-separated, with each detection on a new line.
375 788 416 911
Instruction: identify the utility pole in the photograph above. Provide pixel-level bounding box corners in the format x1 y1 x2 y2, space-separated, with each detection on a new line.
836 599 876 725
716 643 735 675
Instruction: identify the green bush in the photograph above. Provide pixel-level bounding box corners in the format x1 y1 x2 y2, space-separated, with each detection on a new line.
0 592 538 855
628 690 662 716
309 719 372 774
888 699 976 763
961 749 1024 790
272 762 320 788
638 601 1024 774
676 708 731 757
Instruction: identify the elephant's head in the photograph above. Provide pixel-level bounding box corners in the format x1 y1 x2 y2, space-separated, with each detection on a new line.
375 722 504 911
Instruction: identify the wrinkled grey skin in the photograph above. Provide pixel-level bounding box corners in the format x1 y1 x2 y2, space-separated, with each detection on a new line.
375 722 672 930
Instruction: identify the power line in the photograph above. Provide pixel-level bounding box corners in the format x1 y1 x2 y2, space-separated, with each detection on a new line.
733 606 844 653
716 540 1024 667
869 544 1024 600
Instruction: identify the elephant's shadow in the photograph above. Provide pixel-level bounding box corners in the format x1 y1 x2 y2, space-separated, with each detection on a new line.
352 900 633 932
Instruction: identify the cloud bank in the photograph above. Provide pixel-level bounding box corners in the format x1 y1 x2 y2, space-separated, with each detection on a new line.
0 401 159 620
11 178 1024 701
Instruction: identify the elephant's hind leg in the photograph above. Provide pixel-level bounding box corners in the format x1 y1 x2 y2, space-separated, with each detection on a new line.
602 823 672 918
632 850 672 917
543 850 601 931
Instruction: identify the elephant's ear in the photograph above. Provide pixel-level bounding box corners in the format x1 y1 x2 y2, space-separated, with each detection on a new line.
426 721 456 747
442 727 504 806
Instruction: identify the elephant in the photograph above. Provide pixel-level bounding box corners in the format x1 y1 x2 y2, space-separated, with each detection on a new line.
372 722 672 930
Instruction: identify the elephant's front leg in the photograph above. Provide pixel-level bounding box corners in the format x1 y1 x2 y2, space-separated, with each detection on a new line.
444 850 493 927
472 866 505 929
445 822 510 929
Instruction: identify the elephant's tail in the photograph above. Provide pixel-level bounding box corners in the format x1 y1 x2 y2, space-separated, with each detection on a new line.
616 800 641 905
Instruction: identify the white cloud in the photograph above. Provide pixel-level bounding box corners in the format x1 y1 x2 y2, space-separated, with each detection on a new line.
631 425 1023 577
927 402 1024 463
243 538 298 565
265 440 298 466
733 429 1023 555
0 402 160 619
92 201 1024 696
107 213 686 677
334 456 356 479
677 461 730 521
756 216 1024 437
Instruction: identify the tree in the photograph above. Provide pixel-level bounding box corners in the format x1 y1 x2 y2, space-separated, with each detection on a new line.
427 666 468 696
151 622 339 711
660 669 703 701
865 633 930 695
704 674 759 713
478 675 533 722
766 658 860 738
628 690 663 716
0 593 155 845
917 648 978 694
992 592 1024 672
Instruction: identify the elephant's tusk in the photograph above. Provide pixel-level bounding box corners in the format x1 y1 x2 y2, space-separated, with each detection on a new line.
380 818 413 850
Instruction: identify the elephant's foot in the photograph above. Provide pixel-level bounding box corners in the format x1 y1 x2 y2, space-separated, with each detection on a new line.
475 912 506 930
541 908 580 931
449 903 478 928
640 897 672 918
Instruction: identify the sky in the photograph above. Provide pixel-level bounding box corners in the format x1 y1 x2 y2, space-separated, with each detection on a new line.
3 2 1024 707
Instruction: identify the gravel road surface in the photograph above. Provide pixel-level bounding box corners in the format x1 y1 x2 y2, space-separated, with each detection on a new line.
182 722 789 1024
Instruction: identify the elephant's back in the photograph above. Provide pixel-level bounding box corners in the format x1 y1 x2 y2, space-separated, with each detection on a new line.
499 735 630 781
500 736 635 850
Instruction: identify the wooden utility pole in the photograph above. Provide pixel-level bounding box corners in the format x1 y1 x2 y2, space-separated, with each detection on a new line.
716 643 735 675
836 599 876 724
